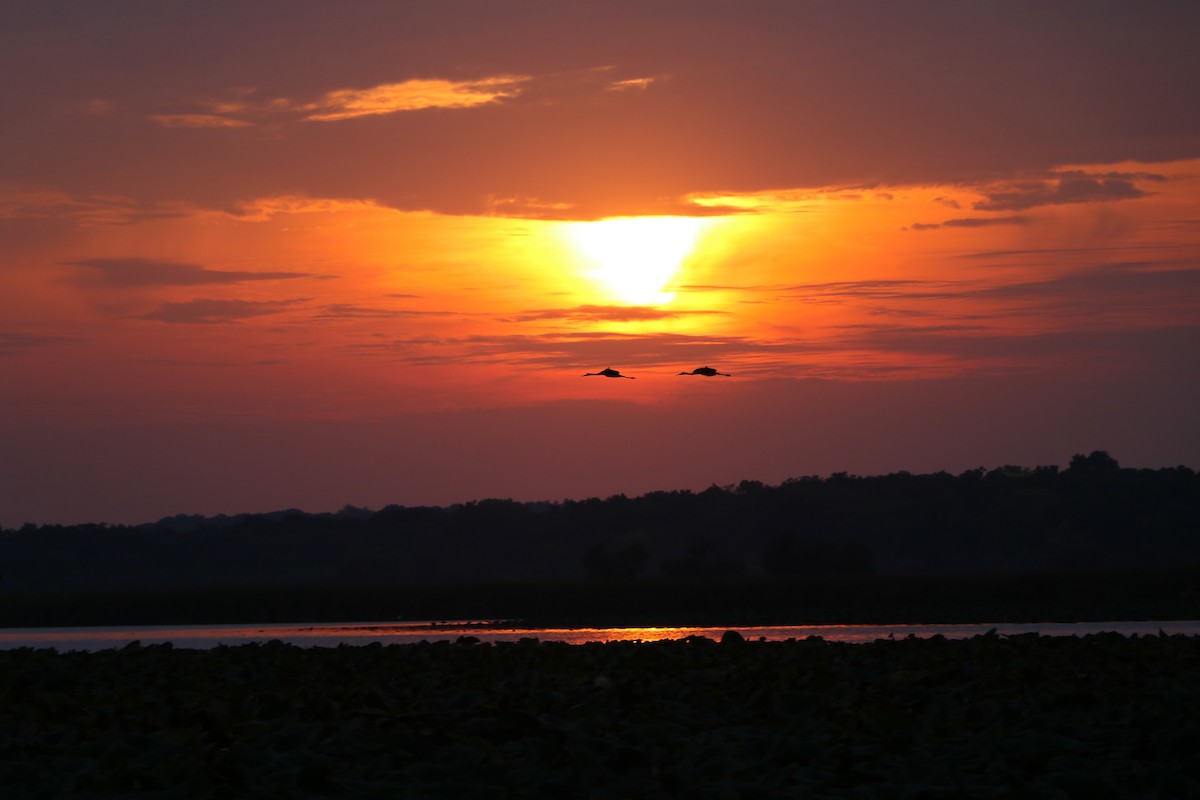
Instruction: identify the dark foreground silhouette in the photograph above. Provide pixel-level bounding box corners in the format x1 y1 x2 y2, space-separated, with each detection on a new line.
3 633 1198 797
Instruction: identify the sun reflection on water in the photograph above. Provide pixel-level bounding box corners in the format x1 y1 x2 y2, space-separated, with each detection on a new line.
6 620 1199 651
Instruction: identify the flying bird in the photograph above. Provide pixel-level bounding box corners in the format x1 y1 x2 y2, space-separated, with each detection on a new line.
678 366 730 377
583 367 636 379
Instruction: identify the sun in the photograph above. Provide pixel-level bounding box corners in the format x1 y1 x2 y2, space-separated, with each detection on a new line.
564 216 710 305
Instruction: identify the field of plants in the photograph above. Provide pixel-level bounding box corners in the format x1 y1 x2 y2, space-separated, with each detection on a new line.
3 631 1198 798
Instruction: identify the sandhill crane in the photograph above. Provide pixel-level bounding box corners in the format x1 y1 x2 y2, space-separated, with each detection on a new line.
583 367 636 379
678 366 730 377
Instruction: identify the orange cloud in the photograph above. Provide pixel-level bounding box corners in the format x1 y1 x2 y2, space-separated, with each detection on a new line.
146 75 529 129
221 195 387 221
684 187 886 214
303 76 529 121
149 114 255 129
605 76 657 91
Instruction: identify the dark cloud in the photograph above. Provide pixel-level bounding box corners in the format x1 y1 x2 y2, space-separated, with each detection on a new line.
132 357 288 368
865 306 937 318
141 298 306 324
973 172 1163 212
786 262 1200 312
908 216 1030 231
0 194 192 226
70 258 320 287
0 330 76 355
506 305 726 323
960 244 1182 261
790 267 1200 344
676 283 769 292
782 280 960 302
973 266 1200 307
311 304 459 320
838 322 1200 367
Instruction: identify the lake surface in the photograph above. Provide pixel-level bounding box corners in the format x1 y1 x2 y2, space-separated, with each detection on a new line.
3 619 1199 652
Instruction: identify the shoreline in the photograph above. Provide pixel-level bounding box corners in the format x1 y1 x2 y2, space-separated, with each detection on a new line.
4 566 1200 629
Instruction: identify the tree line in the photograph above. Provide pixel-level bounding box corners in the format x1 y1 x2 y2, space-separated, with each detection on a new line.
2 451 1198 593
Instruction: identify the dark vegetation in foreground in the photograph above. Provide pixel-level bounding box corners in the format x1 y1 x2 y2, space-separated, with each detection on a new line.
2 451 1198 626
3 632 1199 798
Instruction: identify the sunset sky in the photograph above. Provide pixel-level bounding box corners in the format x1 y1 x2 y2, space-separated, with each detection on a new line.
3 1 1199 526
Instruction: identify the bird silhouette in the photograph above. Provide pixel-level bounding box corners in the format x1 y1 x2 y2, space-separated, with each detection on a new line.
678 366 730 377
583 367 636 379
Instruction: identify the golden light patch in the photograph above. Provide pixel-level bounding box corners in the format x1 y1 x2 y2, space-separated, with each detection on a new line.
305 76 528 121
564 216 710 305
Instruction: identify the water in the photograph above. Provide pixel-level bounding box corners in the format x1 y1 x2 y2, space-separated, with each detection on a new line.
2 619 1198 652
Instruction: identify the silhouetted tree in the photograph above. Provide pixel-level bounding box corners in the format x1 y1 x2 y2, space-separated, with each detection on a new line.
1069 450 1121 474
583 541 649 580
762 533 874 576
2 452 1198 595
661 537 746 579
